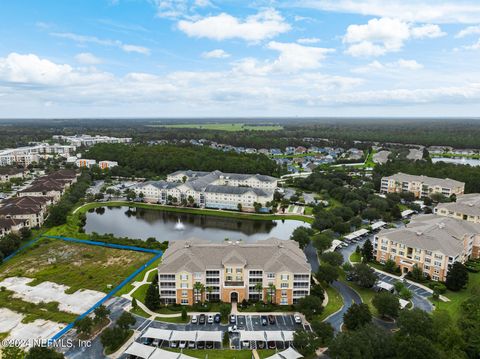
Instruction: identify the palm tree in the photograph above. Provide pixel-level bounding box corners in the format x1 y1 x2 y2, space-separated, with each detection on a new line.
206 286 213 302
254 283 263 302
268 284 276 304
193 282 204 304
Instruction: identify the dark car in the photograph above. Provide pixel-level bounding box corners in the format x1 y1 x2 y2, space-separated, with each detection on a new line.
268 341 276 349
257 341 265 349
197 342 205 349
206 341 214 349
261 315 268 326
214 313 221 323
268 315 276 325
199 314 206 324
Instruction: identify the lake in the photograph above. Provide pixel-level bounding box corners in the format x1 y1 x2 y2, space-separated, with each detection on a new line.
84 206 307 243
432 157 480 167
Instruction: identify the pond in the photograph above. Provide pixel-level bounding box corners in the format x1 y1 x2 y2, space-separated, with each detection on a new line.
84 206 307 243
432 157 480 167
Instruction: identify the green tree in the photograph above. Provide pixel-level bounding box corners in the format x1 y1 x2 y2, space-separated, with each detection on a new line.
384 259 397 273
316 264 339 284
397 308 435 339
145 280 161 311
311 233 333 253
223 330 230 346
181 307 187 321
310 318 334 346
220 304 230 322
75 316 94 336
131 297 138 309
352 263 377 288
343 303 372 331
361 239 374 262
395 335 440 359
267 283 276 303
446 262 469 291
290 226 314 249
116 311 135 330
237 203 242 212
2 346 25 359
193 282 205 303
295 295 324 320
94 305 110 324
293 330 321 356
372 291 400 319
320 251 343 266
26 347 64 359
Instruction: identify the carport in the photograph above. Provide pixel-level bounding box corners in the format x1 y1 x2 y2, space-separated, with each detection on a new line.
239 330 266 348
266 330 285 349
282 330 295 346
124 342 156 359
170 330 197 347
149 348 183 359
196 330 223 349
265 346 304 359
141 327 172 346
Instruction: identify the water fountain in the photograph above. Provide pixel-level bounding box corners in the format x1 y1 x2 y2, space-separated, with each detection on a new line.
175 218 185 231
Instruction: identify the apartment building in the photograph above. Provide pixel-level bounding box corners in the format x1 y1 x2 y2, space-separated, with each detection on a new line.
373 215 480 281
380 172 465 198
436 194 480 224
0 196 52 228
0 144 75 167
0 218 28 237
0 168 27 183
158 238 311 306
135 170 277 211
53 134 132 147
75 159 97 168
18 170 77 204
99 160 118 170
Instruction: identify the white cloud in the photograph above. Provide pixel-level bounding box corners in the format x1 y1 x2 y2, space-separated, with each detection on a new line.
202 49 230 58
178 9 291 42
297 37 321 44
75 52 102 65
456 25 480 37
0 53 111 86
294 0 480 24
353 59 423 73
464 39 480 50
343 18 446 57
51 32 150 55
410 24 446 38
152 0 213 19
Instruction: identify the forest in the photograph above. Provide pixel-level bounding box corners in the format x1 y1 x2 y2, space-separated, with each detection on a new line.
86 143 283 178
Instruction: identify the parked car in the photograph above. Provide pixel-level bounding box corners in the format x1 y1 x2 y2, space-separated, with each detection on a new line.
191 315 198 324
242 341 250 348
268 315 276 325
228 325 238 333
268 341 276 349
214 313 221 323
261 315 268 326
294 315 302 324
188 341 195 349
143 337 153 345
152 339 160 347
206 342 213 349
170 342 178 348
197 342 205 349
179 341 186 349
257 341 265 349
199 314 206 324
207 315 214 324
230 314 236 324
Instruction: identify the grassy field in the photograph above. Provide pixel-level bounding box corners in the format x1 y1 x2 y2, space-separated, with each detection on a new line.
149 123 283 132
349 251 361 263
166 349 276 359
116 258 160 296
0 238 153 293
339 273 377 315
318 285 343 321
0 288 77 324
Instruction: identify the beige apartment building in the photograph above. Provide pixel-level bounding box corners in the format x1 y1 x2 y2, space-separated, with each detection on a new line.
373 215 480 281
380 172 465 198
436 193 480 224
157 238 311 306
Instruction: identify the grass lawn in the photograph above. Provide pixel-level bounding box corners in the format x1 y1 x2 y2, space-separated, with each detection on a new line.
0 288 77 324
155 315 190 324
0 238 153 293
339 272 377 315
131 306 151 318
432 271 480 322
238 304 295 313
149 123 283 132
349 252 361 263
318 285 343 321
166 349 276 358
116 258 160 296
131 283 149 303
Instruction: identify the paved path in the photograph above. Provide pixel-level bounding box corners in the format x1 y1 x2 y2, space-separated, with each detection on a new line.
325 280 362 332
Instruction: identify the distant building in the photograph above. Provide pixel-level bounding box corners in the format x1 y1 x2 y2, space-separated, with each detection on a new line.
0 143 75 167
99 161 118 170
75 159 97 168
0 217 28 237
374 214 480 281
436 194 480 224
53 134 131 148
0 168 27 183
294 146 307 154
158 238 311 305
380 172 465 198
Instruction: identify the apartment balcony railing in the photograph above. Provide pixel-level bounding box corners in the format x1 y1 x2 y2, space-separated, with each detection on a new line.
224 281 244 287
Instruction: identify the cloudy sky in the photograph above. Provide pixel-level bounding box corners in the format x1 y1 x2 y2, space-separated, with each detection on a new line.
1 0 480 118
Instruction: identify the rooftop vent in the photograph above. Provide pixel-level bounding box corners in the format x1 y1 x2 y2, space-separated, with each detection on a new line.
416 231 423 236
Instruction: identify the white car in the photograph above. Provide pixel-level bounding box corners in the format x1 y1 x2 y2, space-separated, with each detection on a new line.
228 325 238 333
188 341 195 349
242 341 250 348
179 341 187 349
191 315 198 324
207 315 214 324
170 342 178 348
294 315 302 324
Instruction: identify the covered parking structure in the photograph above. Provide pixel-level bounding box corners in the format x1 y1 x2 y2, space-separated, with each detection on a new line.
239 330 267 348
141 328 172 346
265 330 286 350
265 346 304 359
123 341 199 359
169 330 197 346
195 330 223 349
344 228 370 242
282 330 295 346
371 221 387 231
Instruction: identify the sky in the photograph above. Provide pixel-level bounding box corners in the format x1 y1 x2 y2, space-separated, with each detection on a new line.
0 0 480 118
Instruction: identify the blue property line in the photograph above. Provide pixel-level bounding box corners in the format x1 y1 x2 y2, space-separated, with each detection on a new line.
43 235 163 254
50 251 162 342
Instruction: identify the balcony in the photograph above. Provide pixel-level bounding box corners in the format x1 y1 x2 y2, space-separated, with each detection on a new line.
224 281 244 287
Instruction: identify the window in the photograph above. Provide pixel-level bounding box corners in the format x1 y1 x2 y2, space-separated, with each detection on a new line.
181 283 188 288
267 273 275 279
236 268 243 274
226 268 232 274
281 290 287 297
194 272 202 280
434 261 442 267
181 299 189 305
182 290 188 297
180 274 188 281
281 283 288 288
281 274 289 281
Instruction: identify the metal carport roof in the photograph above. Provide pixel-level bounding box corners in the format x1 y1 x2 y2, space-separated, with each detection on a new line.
148 348 182 359
195 330 223 342
142 328 172 341
124 342 156 359
265 330 284 342
282 330 295 342
239 330 266 342
170 330 197 342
